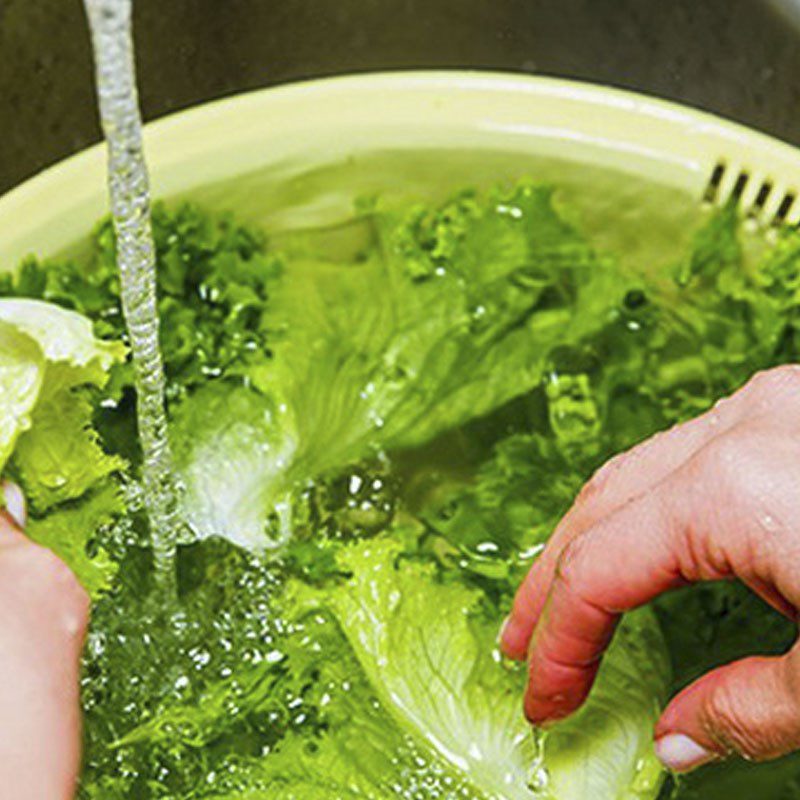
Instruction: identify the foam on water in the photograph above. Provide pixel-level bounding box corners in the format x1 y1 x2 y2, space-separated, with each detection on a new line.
83 0 183 577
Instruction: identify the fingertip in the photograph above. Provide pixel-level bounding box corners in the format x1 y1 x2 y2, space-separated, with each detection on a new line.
654 677 706 740
524 684 584 728
654 654 800 766
524 659 593 728
524 694 568 728
499 614 530 660
1 480 26 530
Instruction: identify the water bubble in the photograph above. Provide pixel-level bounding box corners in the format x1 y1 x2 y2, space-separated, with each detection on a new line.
496 203 524 220
761 513 780 534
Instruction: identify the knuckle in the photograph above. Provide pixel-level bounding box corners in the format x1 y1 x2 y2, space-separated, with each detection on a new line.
685 426 800 579
744 368 777 394
700 423 796 509
767 364 800 386
745 366 800 411
701 670 800 761
555 533 592 586
699 430 762 496
702 682 764 758
581 453 625 501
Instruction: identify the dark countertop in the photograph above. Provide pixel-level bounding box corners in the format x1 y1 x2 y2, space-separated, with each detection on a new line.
1 0 800 195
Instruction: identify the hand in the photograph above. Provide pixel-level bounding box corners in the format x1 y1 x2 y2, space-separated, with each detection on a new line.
501 365 800 773
0 482 88 799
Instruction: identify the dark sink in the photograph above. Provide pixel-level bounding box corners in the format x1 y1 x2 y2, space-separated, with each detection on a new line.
1 0 799 194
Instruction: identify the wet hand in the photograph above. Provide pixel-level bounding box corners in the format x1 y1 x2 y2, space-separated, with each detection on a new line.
0 482 88 799
501 366 800 773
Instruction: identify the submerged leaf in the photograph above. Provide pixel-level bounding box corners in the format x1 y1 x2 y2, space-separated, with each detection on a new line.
302 538 669 800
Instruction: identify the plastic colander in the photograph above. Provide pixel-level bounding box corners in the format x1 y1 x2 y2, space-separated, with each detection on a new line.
1 71 799 270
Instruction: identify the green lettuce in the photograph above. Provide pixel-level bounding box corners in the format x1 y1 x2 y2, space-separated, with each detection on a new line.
0 299 126 593
170 383 297 550
0 320 43 467
265 184 627 466
242 649 481 800
3 205 280 403
0 299 123 455
0 300 125 491
25 483 123 596
10 192 799 797
0 298 123 378
174 184 635 551
325 539 542 799
264 538 669 800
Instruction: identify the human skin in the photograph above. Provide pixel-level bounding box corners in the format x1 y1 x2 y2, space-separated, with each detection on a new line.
501 365 800 773
0 482 89 799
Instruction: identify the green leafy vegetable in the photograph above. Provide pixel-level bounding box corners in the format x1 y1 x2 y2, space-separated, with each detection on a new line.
0 300 124 473
265 184 629 472
424 432 587 566
290 538 669 800
2 205 281 408
5 186 800 799
173 183 636 551
0 320 43 466
170 383 296 550
13 381 125 511
0 299 126 593
0 298 124 377
26 483 123 596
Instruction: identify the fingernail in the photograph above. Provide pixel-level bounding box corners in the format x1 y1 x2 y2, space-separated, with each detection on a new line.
498 615 511 645
1 481 26 529
655 734 716 773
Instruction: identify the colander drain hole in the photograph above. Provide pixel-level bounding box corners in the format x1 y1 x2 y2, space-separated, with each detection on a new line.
704 160 799 226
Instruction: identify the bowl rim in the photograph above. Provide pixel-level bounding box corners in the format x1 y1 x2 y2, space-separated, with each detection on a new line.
2 69 800 268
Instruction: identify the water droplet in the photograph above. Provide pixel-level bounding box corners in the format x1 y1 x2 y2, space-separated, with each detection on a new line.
761 513 780 534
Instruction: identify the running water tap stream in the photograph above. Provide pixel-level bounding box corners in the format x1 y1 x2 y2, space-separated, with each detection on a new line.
83 0 184 579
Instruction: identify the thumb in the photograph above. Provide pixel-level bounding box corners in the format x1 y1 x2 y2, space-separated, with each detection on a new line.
654 645 800 772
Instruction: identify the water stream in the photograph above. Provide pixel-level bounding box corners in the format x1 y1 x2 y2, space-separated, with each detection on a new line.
83 0 184 579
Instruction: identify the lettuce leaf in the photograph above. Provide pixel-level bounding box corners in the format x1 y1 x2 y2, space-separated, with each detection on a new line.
242 652 480 800
170 383 297 550
0 300 126 494
289 538 669 800
424 432 588 568
324 538 542 799
0 320 44 467
266 184 627 471
3 205 280 406
13 381 126 511
0 298 124 378
0 299 126 593
195 620 455 800
26 483 122 596
173 184 634 552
